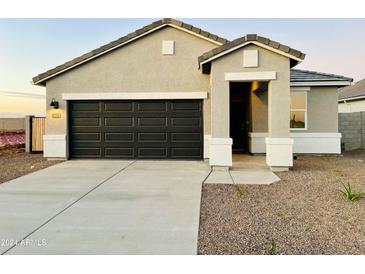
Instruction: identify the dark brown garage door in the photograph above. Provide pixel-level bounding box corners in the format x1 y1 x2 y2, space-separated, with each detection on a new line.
69 100 203 159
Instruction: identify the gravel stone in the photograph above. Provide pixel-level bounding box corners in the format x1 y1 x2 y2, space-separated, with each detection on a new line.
0 148 63 184
198 151 365 255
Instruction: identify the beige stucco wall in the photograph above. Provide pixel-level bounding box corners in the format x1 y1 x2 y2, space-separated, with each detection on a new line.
307 86 338 132
45 26 218 136
210 44 291 138
249 86 339 133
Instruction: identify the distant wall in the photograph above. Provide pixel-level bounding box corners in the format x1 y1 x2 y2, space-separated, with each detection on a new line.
339 112 365 151
0 118 25 131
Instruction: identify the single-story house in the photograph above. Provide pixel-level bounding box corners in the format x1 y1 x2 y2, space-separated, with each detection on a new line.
32 18 353 171
338 79 365 113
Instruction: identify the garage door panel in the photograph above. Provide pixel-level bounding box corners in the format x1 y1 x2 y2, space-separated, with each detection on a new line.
104 117 133 127
104 147 134 157
70 101 101 111
138 132 167 142
104 132 134 142
71 127 102 134
168 142 202 148
171 148 201 158
69 100 202 159
71 142 104 148
171 101 201 111
104 101 133 112
71 148 101 157
171 117 201 127
72 133 101 142
137 117 167 127
137 102 168 112
72 117 100 127
138 148 168 158
171 133 201 142
70 111 103 118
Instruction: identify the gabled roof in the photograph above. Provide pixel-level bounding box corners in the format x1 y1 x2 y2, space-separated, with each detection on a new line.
290 69 353 87
339 79 365 102
198 34 306 68
32 18 229 86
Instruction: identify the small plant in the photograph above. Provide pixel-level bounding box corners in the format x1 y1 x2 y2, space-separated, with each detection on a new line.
264 234 276 255
235 185 245 197
340 183 364 201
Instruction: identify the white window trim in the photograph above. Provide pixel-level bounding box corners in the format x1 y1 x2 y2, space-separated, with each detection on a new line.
290 90 308 131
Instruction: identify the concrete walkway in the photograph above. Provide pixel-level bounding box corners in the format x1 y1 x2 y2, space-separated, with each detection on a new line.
0 160 210 255
205 154 280 185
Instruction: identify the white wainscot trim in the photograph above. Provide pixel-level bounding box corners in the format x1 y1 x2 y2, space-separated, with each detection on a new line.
249 132 342 154
43 134 67 158
204 134 211 159
209 138 233 167
225 71 276 82
62 92 208 100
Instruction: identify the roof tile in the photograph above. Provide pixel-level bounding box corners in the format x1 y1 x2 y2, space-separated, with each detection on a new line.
268 40 280 49
257 36 270 45
339 79 365 100
291 69 353 83
278 44 290 53
246 34 257 41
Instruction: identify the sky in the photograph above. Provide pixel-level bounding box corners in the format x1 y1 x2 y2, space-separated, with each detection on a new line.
0 18 365 115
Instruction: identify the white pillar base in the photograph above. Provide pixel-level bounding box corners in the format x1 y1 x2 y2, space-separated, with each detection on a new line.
209 138 233 167
265 137 293 169
43 134 67 158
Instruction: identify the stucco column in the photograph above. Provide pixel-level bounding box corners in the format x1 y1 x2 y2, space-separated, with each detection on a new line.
43 93 67 160
209 77 233 168
266 76 293 171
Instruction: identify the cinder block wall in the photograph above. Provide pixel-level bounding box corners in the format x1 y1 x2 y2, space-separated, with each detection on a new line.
0 118 25 131
339 112 364 151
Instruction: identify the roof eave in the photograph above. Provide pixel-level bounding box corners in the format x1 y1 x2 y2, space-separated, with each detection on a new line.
198 35 306 68
291 81 353 87
339 95 365 102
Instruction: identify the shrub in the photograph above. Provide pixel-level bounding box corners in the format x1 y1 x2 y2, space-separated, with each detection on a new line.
340 183 364 201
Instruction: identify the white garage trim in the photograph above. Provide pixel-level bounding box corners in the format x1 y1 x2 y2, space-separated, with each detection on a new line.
248 132 341 154
62 92 208 100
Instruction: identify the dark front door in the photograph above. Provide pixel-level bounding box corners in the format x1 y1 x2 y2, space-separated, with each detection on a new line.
69 100 203 159
230 101 248 150
230 82 250 152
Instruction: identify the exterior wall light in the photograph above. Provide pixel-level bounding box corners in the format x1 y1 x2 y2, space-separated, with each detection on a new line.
50 98 59 109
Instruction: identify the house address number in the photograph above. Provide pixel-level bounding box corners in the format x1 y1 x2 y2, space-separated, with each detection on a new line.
52 113 61 119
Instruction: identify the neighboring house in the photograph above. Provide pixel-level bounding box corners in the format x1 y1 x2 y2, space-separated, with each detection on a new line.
338 79 365 113
32 18 353 171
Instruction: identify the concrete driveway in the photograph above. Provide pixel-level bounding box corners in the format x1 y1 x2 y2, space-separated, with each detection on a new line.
0 160 210 254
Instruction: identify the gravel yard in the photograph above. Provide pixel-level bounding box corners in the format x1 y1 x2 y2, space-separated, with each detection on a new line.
198 151 365 255
0 148 63 184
